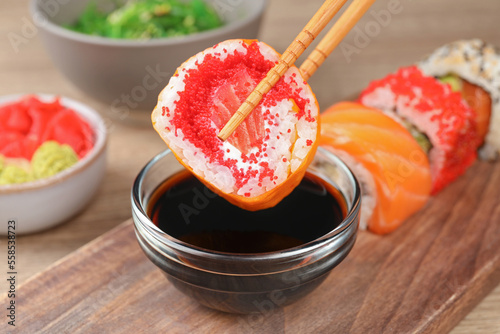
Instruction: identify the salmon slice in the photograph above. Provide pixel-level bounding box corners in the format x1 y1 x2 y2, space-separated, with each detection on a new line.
320 102 432 235
461 79 492 142
211 69 264 154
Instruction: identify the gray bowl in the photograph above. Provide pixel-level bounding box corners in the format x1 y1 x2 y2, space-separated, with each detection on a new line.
30 0 268 113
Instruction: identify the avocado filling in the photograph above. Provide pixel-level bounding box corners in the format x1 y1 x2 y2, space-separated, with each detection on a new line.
438 74 463 92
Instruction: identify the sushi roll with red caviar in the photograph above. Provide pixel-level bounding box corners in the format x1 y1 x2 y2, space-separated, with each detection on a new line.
359 66 481 194
152 39 319 211
418 39 500 161
320 102 432 235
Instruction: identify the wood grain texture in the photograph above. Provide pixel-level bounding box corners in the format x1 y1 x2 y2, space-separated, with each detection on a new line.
0 0 500 333
5 160 500 333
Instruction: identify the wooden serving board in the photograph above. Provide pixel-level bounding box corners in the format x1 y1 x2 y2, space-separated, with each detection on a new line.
9 161 500 333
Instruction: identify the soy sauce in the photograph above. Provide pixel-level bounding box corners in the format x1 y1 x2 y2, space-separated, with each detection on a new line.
149 171 346 253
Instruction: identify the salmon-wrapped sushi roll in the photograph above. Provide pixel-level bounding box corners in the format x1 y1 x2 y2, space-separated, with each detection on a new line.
152 39 319 211
418 39 500 161
320 102 432 235
359 66 481 194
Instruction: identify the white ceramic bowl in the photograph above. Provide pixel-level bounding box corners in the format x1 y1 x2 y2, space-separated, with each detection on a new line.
30 0 268 112
0 94 107 235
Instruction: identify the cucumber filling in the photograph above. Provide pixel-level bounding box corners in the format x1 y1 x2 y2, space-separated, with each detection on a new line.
401 120 432 154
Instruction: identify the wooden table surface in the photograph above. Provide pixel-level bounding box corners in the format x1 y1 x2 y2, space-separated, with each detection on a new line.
1 0 499 333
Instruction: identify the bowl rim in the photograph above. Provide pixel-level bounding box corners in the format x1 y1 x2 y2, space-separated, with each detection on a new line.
29 0 269 48
0 93 107 194
132 147 361 260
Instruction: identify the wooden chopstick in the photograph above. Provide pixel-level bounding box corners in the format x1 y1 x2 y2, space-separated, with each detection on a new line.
217 0 348 141
300 0 377 80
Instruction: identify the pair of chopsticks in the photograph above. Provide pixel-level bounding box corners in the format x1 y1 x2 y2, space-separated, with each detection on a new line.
218 0 376 141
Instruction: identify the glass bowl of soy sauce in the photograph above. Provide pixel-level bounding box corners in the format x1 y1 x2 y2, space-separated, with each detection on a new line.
132 147 361 314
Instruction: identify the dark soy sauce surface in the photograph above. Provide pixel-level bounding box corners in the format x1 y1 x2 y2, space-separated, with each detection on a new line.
149 171 345 253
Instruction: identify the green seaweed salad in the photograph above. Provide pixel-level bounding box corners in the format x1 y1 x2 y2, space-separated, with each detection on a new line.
67 0 223 39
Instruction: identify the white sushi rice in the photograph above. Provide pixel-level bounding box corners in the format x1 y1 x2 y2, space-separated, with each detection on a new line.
360 85 444 147
152 40 318 198
418 39 500 160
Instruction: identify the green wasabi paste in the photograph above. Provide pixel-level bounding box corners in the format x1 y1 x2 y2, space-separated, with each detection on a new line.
31 141 78 179
0 165 32 185
0 141 79 185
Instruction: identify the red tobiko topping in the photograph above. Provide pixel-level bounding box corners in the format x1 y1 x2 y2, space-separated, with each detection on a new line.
161 106 170 117
359 66 478 146
0 96 94 160
170 41 312 188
